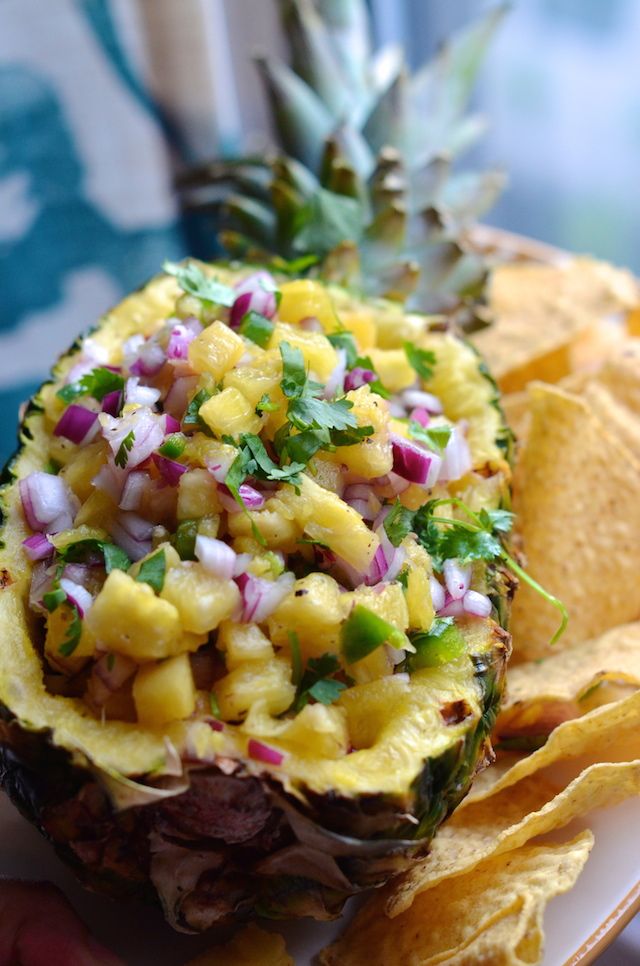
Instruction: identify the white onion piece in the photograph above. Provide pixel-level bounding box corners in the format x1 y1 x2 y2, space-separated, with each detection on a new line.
99 407 165 469
59 578 93 617
443 558 471 601
386 644 406 666
429 576 445 612
439 427 472 483
463 590 492 618
125 377 161 408
402 389 443 414
324 349 347 399
195 535 237 580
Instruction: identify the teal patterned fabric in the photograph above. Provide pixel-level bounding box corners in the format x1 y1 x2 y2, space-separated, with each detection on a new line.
0 0 188 464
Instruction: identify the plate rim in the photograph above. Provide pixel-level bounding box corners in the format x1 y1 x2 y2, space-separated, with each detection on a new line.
562 877 640 966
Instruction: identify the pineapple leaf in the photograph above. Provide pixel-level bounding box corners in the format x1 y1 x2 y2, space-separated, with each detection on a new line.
279 0 350 118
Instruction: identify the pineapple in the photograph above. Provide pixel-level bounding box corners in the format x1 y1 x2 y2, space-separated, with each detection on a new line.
189 320 245 379
160 564 241 635
199 387 263 438
133 653 196 726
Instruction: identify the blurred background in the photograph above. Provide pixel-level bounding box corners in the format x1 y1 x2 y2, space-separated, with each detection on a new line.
0 1 639 959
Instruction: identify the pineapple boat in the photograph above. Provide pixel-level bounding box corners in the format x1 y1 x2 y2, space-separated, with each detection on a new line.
0 262 513 930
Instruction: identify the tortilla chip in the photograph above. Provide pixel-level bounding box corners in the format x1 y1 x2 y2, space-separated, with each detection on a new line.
185 923 292 966
478 689 640 803
320 832 593 965
385 758 640 918
510 383 640 660
501 390 530 445
497 622 640 735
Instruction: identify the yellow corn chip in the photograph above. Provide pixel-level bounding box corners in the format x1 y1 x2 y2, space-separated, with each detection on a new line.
185 923 292 966
510 383 640 660
320 832 593 965
498 622 640 735
385 758 640 917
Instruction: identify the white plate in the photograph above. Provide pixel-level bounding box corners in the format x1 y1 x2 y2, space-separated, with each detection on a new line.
1 787 640 965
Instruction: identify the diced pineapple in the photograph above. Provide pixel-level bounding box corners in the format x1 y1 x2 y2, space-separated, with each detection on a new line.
223 351 284 409
308 457 343 493
74 489 115 529
340 308 377 350
403 538 435 631
61 441 108 502
374 306 432 349
367 347 416 392
323 385 392 478
279 475 379 572
188 320 245 380
197 515 221 539
160 563 240 634
339 675 411 749
86 570 182 660
278 279 339 331
45 607 96 675
217 621 274 668
348 645 394 686
215 658 295 721
199 387 262 438
227 499 302 552
270 322 338 380
347 582 409 632
133 653 196 726
50 525 109 553
269 572 345 660
279 703 349 759
177 469 221 520
184 436 237 473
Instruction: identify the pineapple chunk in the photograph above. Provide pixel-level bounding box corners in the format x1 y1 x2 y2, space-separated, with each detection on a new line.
279 475 379 572
86 570 182 661
279 703 349 759
217 621 274 669
348 645 395 686
61 441 108 502
184 436 237 473
269 573 345 660
188 320 245 380
215 658 295 721
45 607 96 675
403 538 435 631
340 308 377 350
278 279 339 331
177 469 221 520
227 499 302 552
308 457 343 493
347 582 409 631
160 563 240 634
270 322 338 380
223 351 284 408
199 387 262 438
339 675 411 749
367 347 416 392
324 385 392 478
74 489 115 529
133 653 196 726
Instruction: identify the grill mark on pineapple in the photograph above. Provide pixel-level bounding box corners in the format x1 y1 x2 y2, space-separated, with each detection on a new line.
439 699 472 726
0 569 13 588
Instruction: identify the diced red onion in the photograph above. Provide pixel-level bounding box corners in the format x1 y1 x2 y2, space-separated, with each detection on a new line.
108 512 153 561
236 571 295 623
430 576 445 613
54 405 99 446
384 546 406 583
29 562 54 613
343 484 372 502
390 434 441 487
218 483 265 513
163 413 181 435
129 339 165 377
344 367 376 392
87 653 136 707
439 427 472 483
167 322 201 360
101 390 122 417
164 375 199 420
62 563 92 585
208 718 224 732
230 271 278 327
119 471 151 511
402 389 443 414
346 497 373 521
365 545 388 586
324 349 347 399
248 738 284 766
233 552 252 577
59 578 93 618
152 453 188 486
438 593 465 618
19 473 79 534
125 377 161 408
93 461 126 502
195 535 237 580
388 400 407 418
409 407 430 427
443 558 471 601
463 590 492 618
100 408 165 469
299 316 323 332
22 533 54 561
228 291 252 329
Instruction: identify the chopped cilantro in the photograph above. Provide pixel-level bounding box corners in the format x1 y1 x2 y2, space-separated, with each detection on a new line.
404 343 436 381
408 421 452 452
327 331 358 367
383 501 415 547
135 550 166 593
163 260 235 307
115 430 135 468
352 355 390 399
256 393 280 414
293 653 346 711
60 538 131 574
57 367 124 405
240 311 275 348
209 690 221 717
43 587 67 612
173 520 198 561
58 604 83 657
279 342 308 399
397 568 410 590
183 389 213 434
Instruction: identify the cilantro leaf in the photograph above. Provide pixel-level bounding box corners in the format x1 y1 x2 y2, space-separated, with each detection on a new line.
60 538 131 574
43 587 67 612
115 430 135 469
183 389 213 434
308 678 346 704
256 394 280 414
288 394 357 433
352 355 390 399
327 331 358 367
58 605 83 657
404 343 436 381
408 421 452 452
384 501 415 547
135 550 166 593
293 653 346 711
57 367 124 405
240 311 275 348
478 508 514 534
279 342 307 399
163 260 235 307
240 434 305 485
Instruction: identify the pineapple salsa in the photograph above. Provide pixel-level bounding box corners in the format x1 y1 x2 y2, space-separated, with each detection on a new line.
18 262 511 769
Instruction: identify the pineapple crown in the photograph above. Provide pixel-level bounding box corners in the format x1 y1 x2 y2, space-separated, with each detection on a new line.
179 0 509 312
